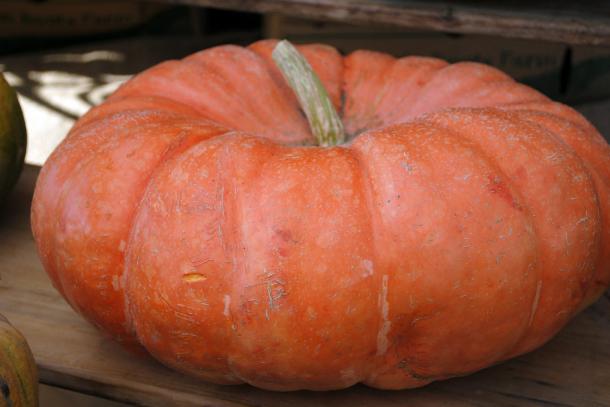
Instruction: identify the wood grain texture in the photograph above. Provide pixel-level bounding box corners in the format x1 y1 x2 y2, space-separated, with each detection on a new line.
0 164 609 406
142 0 610 46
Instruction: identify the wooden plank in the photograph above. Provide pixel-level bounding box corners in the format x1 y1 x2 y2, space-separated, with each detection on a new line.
147 0 610 46
0 164 609 406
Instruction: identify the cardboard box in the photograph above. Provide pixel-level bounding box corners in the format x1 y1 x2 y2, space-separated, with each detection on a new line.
0 0 169 37
570 46 610 102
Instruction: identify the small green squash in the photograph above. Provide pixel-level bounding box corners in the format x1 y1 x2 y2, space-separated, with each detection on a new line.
0 314 38 407
0 72 26 202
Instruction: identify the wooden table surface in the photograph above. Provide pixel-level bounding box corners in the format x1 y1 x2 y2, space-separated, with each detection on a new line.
1 165 609 407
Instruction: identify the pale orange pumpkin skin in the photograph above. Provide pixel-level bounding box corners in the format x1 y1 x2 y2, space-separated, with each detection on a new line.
31 40 610 390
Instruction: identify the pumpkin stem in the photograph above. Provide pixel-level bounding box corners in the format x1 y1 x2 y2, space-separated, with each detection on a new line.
272 40 345 146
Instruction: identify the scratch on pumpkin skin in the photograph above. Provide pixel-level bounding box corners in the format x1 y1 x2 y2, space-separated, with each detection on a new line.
397 359 432 381
266 282 275 310
182 273 207 283
265 279 287 317
217 183 225 242
112 275 121 291
223 295 231 317
376 274 391 356
244 271 287 320
528 281 543 327
191 257 212 267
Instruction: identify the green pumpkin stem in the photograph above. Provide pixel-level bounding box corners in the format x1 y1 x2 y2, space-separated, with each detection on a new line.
272 40 345 147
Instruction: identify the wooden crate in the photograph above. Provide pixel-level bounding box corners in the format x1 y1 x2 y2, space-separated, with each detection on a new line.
154 0 610 46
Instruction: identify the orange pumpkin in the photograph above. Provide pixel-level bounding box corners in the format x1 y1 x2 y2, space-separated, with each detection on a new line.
31 40 610 390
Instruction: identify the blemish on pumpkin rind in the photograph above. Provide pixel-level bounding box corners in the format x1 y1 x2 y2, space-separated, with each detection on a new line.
376 274 391 356
112 275 121 291
340 368 357 384
487 175 522 211
362 259 374 277
528 281 543 327
223 295 231 317
274 228 297 257
182 273 207 283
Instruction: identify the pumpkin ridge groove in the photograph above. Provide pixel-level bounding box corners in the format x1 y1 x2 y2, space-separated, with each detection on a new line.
71 95 203 132
496 113 601 344
215 135 256 385
500 101 596 136
349 142 399 384
182 58 267 129
403 62 510 120
429 108 602 358
348 144 384 382
519 114 603 302
32 108 146 298
248 42 306 126
424 115 542 360
120 123 233 347
374 56 447 128
514 112 607 308
358 56 399 135
49 123 133 299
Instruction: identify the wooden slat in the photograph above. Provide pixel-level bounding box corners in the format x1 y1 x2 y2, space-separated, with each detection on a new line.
0 164 609 406
147 0 610 46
